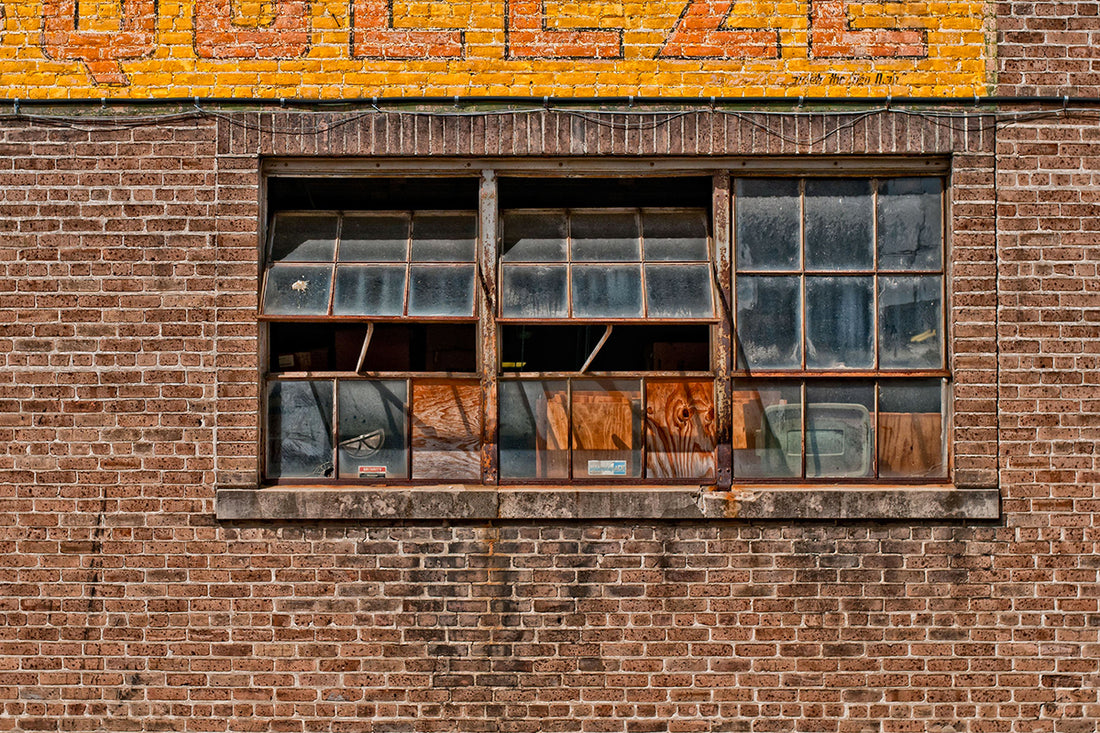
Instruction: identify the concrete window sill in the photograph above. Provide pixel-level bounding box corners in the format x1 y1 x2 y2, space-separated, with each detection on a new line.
215 484 999 521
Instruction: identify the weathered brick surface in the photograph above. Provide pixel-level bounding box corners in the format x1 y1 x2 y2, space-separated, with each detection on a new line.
995 0 1100 97
0 106 1097 732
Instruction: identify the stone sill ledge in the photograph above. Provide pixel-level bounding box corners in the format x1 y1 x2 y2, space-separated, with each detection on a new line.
216 485 999 521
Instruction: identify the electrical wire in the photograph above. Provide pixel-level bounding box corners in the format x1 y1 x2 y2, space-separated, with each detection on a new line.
0 99 1096 149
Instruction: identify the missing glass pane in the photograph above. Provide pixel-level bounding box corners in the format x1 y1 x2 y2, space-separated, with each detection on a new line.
269 323 476 373
500 325 710 372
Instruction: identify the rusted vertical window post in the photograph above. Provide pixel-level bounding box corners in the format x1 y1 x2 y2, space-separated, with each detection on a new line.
478 170 500 484
712 171 733 490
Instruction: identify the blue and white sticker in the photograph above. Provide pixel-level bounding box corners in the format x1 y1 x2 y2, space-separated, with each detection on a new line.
587 460 627 476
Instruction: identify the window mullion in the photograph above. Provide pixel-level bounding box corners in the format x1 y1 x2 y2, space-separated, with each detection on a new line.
478 170 500 485
713 171 733 491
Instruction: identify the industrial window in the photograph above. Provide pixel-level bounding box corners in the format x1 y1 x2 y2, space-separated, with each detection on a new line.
732 177 947 480
259 172 947 486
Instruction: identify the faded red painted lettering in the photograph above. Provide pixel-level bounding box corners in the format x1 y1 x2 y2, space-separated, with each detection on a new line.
194 0 310 59
351 0 464 58
659 0 778 58
506 0 622 59
41 0 156 84
809 0 926 57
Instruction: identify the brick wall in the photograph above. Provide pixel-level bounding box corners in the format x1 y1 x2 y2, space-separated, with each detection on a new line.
0 104 1098 733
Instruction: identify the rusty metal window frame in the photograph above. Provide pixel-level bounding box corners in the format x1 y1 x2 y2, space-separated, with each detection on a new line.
729 174 950 484
260 202 484 485
255 160 953 490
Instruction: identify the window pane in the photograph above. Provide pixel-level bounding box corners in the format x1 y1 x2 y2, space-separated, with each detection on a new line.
339 214 408 262
572 380 642 478
500 265 568 319
736 276 801 369
805 276 873 369
502 211 568 262
645 264 714 319
572 264 644 318
878 178 942 270
411 380 482 480
408 265 476 317
879 276 943 369
499 380 569 479
805 382 874 478
571 212 640 261
732 382 801 478
646 380 715 479
270 214 338 262
267 380 333 479
337 380 408 479
805 179 873 270
411 213 477 262
333 265 406 316
263 264 333 316
878 380 946 479
643 210 709 261
735 178 800 271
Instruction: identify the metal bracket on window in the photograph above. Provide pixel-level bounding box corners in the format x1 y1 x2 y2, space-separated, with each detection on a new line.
579 325 613 374
355 322 375 373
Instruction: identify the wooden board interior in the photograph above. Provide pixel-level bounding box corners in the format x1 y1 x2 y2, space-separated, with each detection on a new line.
411 380 481 480
538 392 570 478
571 389 640 477
646 380 716 479
543 388 641 478
878 412 943 477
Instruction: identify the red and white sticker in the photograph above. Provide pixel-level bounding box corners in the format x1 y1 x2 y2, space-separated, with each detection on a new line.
358 465 386 479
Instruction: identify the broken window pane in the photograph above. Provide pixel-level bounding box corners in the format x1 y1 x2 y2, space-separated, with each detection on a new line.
333 265 406 317
878 178 942 270
263 264 333 316
270 213 338 262
337 380 408 479
646 380 716 479
267 380 334 479
411 380 482 480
